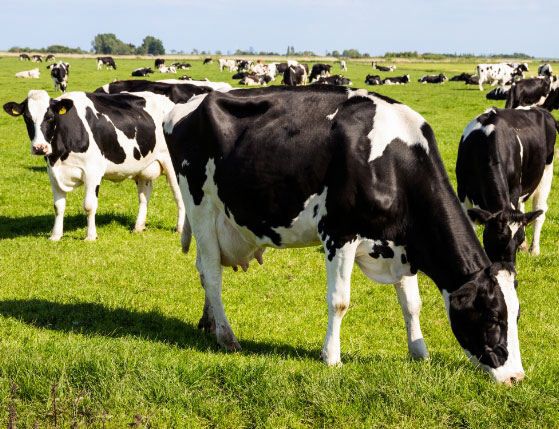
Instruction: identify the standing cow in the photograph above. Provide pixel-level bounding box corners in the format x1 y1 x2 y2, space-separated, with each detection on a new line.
46 62 70 92
456 107 556 262
3 90 185 240
163 86 525 384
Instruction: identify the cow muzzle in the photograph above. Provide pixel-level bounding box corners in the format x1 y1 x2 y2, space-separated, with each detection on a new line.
32 143 51 155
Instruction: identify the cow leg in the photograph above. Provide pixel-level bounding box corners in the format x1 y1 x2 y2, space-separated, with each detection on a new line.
530 162 553 256
196 248 216 334
83 179 100 241
49 180 66 241
321 241 358 366
394 275 429 360
517 201 529 252
159 157 186 234
133 179 153 232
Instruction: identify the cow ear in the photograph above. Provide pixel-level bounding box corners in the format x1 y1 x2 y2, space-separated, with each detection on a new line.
467 208 495 225
450 282 477 310
3 102 24 117
523 210 543 226
53 99 73 116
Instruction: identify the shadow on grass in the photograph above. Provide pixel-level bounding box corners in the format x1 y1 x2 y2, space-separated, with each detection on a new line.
26 166 47 173
0 299 317 360
0 213 134 239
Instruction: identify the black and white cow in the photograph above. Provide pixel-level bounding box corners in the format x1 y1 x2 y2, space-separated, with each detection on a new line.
505 77 557 109
339 60 347 71
46 54 56 62
239 74 272 86
538 64 552 77
3 90 185 240
309 64 332 82
46 62 70 92
276 63 289 74
218 58 236 72
172 63 191 70
450 72 474 82
477 63 526 91
94 79 213 103
372 61 396 72
283 64 308 86
163 85 525 384
97 56 117 70
383 75 410 85
466 75 480 85
32 55 42 63
203 57 213 64
237 60 253 73
312 75 352 86
156 78 232 92
19 53 30 61
486 86 510 100
418 73 447 83
155 58 165 68
365 74 382 85
456 107 556 262
132 67 154 77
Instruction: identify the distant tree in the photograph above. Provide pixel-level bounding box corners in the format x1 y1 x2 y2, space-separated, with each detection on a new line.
91 33 134 55
342 49 361 58
215 50 222 55
140 36 165 55
331 50 341 57
191 48 199 55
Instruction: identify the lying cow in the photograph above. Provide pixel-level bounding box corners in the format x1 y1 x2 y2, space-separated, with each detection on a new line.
477 63 527 91
383 75 410 85
3 90 185 240
155 58 165 68
312 75 352 85
486 86 510 100
132 67 154 77
97 56 117 70
156 78 232 92
46 62 70 92
239 74 272 86
457 107 556 261
283 64 307 86
365 74 382 85
172 63 191 70
505 76 556 109
15 68 40 78
450 72 474 82
372 61 396 72
466 75 480 85
158 65 177 74
418 73 447 83
164 86 526 384
538 64 552 77
309 64 332 82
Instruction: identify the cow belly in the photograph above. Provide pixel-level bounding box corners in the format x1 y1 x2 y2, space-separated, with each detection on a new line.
103 155 162 181
216 212 262 267
354 239 413 284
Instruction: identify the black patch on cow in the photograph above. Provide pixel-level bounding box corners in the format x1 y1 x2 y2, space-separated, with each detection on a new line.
95 185 100 197
401 254 407 264
93 80 212 104
313 204 319 217
369 241 395 259
133 147 141 160
85 106 126 164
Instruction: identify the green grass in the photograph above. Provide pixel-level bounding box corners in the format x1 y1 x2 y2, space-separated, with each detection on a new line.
0 56 558 427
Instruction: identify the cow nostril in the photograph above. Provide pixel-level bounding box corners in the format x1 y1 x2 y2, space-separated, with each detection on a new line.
505 372 525 385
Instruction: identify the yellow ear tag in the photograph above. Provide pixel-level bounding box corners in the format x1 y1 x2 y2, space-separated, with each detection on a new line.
12 108 19 115
58 106 67 115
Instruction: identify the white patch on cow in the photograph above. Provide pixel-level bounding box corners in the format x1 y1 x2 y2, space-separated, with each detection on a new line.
326 109 338 121
364 94 430 161
26 90 52 153
483 124 495 136
508 222 522 237
354 239 412 284
163 93 209 135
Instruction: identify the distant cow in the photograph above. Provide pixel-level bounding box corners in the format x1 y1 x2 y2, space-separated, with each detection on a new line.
218 58 236 72
237 60 253 72
450 73 474 82
312 75 352 85
179 75 193 81
457 107 556 262
97 56 117 70
283 64 307 86
132 67 154 77
155 58 165 68
309 64 332 82
172 63 191 70
339 60 347 71
239 74 272 86
505 77 555 109
203 57 213 64
418 74 447 83
3 90 185 240
476 63 527 91
46 54 56 62
383 75 410 85
46 62 70 92
538 64 552 77
365 74 382 85
465 75 480 85
158 65 177 74
276 63 289 74
15 68 40 79
19 53 30 61
32 55 42 63
486 86 510 100
372 61 396 72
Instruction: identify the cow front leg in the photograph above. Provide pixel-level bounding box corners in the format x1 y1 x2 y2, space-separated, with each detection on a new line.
83 180 100 241
394 275 429 360
159 157 186 234
530 162 553 255
133 179 153 232
321 241 358 366
49 181 66 241
196 249 216 334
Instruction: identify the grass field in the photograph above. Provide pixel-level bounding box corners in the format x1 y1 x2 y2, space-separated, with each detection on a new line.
0 56 558 428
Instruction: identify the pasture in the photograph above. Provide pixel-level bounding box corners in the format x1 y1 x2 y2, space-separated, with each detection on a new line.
0 56 558 427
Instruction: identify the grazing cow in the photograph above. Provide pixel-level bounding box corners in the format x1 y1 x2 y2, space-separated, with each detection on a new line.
46 54 56 62
365 74 382 85
312 75 352 85
486 86 510 100
218 58 236 72
237 60 253 72
383 75 410 85
418 74 447 84
505 76 556 109
276 63 289 74
372 61 396 72
203 57 213 64
46 62 70 92
456 107 556 261
155 58 165 68
339 60 347 71
450 72 474 82
163 85 525 384
32 55 42 62
283 64 307 86
158 65 177 74
239 74 272 86
15 68 40 78
97 56 117 70
132 67 154 77
3 90 185 240
94 79 213 104
476 63 526 91
538 64 552 77
19 53 30 61
309 64 332 82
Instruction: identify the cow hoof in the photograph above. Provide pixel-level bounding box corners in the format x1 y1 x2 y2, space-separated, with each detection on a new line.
530 247 540 256
320 350 342 366
409 339 429 360
218 332 241 352
132 226 146 233
198 315 216 334
48 234 62 241
84 235 97 241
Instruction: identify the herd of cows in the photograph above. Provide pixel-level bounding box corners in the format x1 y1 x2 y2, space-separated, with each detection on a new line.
4 54 559 386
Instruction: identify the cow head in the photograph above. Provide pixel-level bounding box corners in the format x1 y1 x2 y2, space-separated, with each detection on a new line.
445 263 524 384
468 208 542 263
3 90 74 156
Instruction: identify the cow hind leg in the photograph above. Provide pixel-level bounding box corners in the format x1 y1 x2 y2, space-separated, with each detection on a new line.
196 249 216 334
530 162 554 256
394 275 429 360
159 157 186 235
83 179 100 241
133 179 153 232
321 241 358 366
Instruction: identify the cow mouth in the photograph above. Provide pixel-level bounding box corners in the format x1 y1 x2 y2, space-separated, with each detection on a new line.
32 145 51 155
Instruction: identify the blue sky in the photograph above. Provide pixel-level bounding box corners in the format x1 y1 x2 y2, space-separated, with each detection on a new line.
2 0 555 57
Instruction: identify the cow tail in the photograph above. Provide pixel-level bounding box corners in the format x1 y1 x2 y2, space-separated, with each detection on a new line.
555 119 559 134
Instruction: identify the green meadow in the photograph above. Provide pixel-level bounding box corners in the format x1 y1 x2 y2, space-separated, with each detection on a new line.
0 56 558 427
